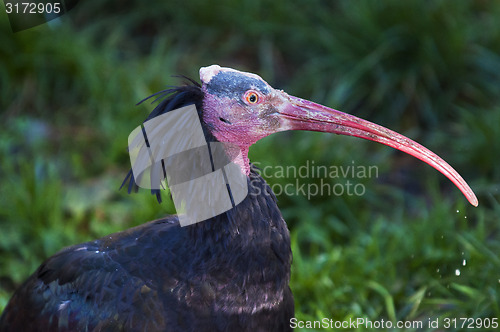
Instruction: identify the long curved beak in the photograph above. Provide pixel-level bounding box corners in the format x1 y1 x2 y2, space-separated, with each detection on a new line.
278 94 478 207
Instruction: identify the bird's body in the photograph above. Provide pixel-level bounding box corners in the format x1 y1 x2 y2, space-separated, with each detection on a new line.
0 65 477 331
0 167 293 331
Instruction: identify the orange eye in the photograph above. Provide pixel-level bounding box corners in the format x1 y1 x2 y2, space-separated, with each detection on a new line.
244 91 260 104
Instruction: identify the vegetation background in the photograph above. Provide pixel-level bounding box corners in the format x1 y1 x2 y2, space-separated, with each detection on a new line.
1 1 499 331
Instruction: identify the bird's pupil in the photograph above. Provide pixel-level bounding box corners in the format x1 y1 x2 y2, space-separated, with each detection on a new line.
250 94 256 102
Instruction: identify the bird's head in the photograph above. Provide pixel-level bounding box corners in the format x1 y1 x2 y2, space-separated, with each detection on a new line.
201 65 284 147
200 65 477 207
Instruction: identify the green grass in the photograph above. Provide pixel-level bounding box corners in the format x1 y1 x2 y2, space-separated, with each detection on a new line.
1 1 499 330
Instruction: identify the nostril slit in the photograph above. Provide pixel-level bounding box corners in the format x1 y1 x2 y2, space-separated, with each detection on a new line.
219 117 232 124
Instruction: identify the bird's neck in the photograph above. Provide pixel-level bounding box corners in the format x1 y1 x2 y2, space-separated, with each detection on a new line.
232 146 251 175
188 165 290 256
184 166 292 310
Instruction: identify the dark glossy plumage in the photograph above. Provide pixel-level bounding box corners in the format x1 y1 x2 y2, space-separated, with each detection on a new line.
0 81 293 332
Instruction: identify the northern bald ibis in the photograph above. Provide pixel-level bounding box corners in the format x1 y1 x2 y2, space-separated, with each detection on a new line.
0 65 477 332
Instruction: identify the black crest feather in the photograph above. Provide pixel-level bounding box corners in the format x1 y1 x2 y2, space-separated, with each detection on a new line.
120 77 205 203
